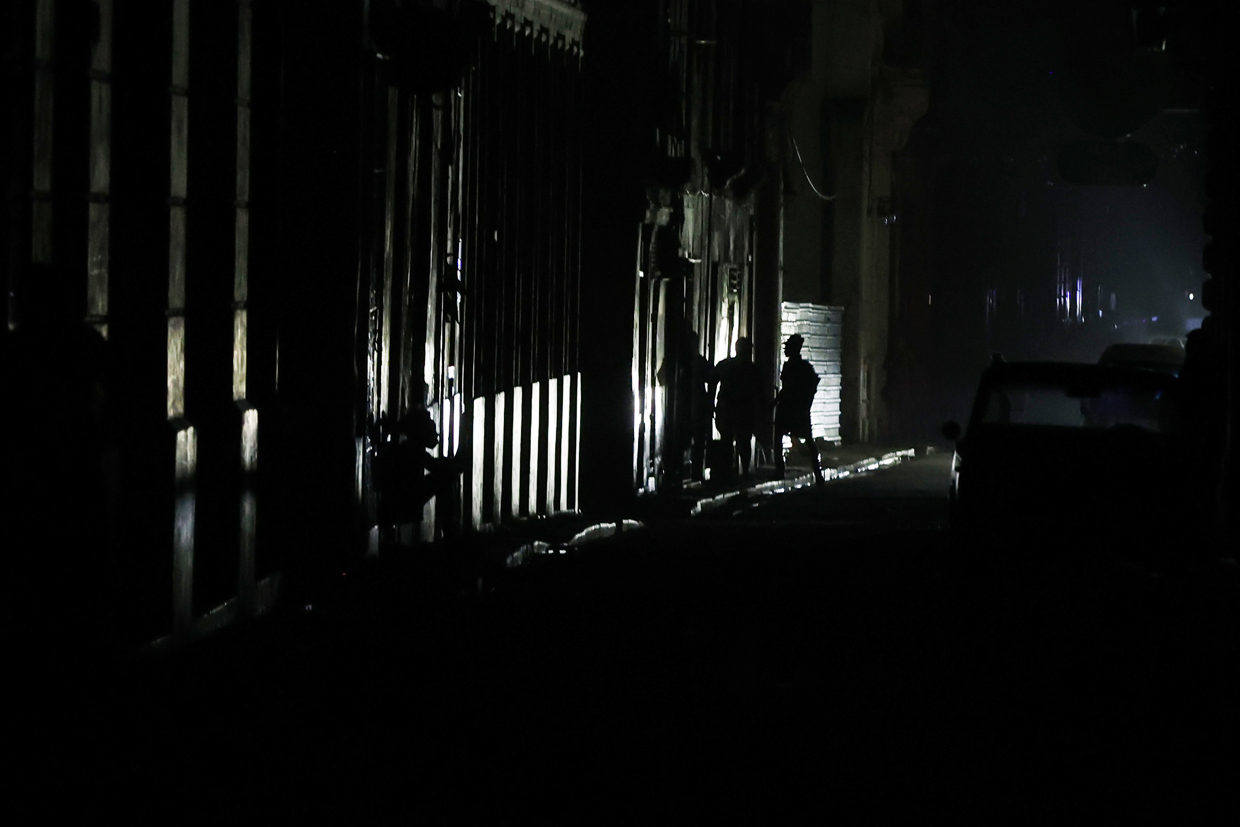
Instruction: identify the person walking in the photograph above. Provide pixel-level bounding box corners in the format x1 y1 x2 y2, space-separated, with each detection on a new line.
710 337 761 479
774 333 826 486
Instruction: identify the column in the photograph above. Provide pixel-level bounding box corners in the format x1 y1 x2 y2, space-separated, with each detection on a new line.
168 0 195 641
234 1 258 615
86 0 113 338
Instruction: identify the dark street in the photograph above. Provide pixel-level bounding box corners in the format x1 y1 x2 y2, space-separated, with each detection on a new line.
4 1 1239 821
32 454 1235 821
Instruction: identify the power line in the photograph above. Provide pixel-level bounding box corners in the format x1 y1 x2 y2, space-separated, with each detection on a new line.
787 129 836 201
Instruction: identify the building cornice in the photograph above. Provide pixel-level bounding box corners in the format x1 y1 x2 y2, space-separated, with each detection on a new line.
487 0 585 46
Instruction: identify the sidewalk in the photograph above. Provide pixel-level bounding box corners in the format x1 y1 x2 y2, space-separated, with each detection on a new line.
473 442 933 580
628 442 932 521
123 441 935 660
148 442 935 665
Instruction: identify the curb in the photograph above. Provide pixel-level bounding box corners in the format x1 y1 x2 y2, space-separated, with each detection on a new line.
499 446 926 568
690 448 919 516
502 518 647 568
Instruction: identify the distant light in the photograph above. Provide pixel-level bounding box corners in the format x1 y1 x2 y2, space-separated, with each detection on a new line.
1188 292 1195 300
1152 316 1159 322
1098 310 1103 317
1049 71 1054 75
928 294 933 305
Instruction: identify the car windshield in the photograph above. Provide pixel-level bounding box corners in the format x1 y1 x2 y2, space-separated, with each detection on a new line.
976 374 1182 433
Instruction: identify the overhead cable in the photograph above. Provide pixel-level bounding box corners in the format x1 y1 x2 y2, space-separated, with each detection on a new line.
788 130 836 201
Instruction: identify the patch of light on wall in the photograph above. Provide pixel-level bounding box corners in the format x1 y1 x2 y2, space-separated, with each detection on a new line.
560 377 572 514
452 393 462 459
631 326 641 475
355 436 365 506
511 385 523 518
232 309 248 401
529 382 541 516
173 425 196 635
239 408 258 606
575 375 583 511
472 397 485 530
546 377 559 515
241 408 258 473
653 384 664 463
167 316 186 419
493 391 505 519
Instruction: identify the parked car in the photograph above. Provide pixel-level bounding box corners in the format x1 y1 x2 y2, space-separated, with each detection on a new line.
942 360 1200 569
1098 342 1185 375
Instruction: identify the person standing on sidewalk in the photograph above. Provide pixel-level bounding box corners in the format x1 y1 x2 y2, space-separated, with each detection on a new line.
710 337 761 479
774 334 826 486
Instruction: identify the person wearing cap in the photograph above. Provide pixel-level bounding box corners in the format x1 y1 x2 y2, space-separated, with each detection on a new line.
774 333 826 486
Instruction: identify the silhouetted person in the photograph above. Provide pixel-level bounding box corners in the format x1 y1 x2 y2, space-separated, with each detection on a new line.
370 407 467 533
710 337 761 479
657 328 712 485
774 333 826 486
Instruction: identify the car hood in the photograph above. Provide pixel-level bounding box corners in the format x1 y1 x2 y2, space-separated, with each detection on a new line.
957 424 1188 510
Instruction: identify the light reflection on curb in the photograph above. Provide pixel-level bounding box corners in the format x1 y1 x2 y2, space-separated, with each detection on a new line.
505 519 648 569
690 448 918 516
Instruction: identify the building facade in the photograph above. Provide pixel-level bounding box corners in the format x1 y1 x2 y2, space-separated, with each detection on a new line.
626 0 811 492
2 0 588 650
780 0 929 445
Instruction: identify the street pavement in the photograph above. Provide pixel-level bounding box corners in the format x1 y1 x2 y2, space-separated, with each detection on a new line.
17 453 1239 822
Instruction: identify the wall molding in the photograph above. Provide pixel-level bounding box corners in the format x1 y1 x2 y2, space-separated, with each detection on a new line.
488 0 585 45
